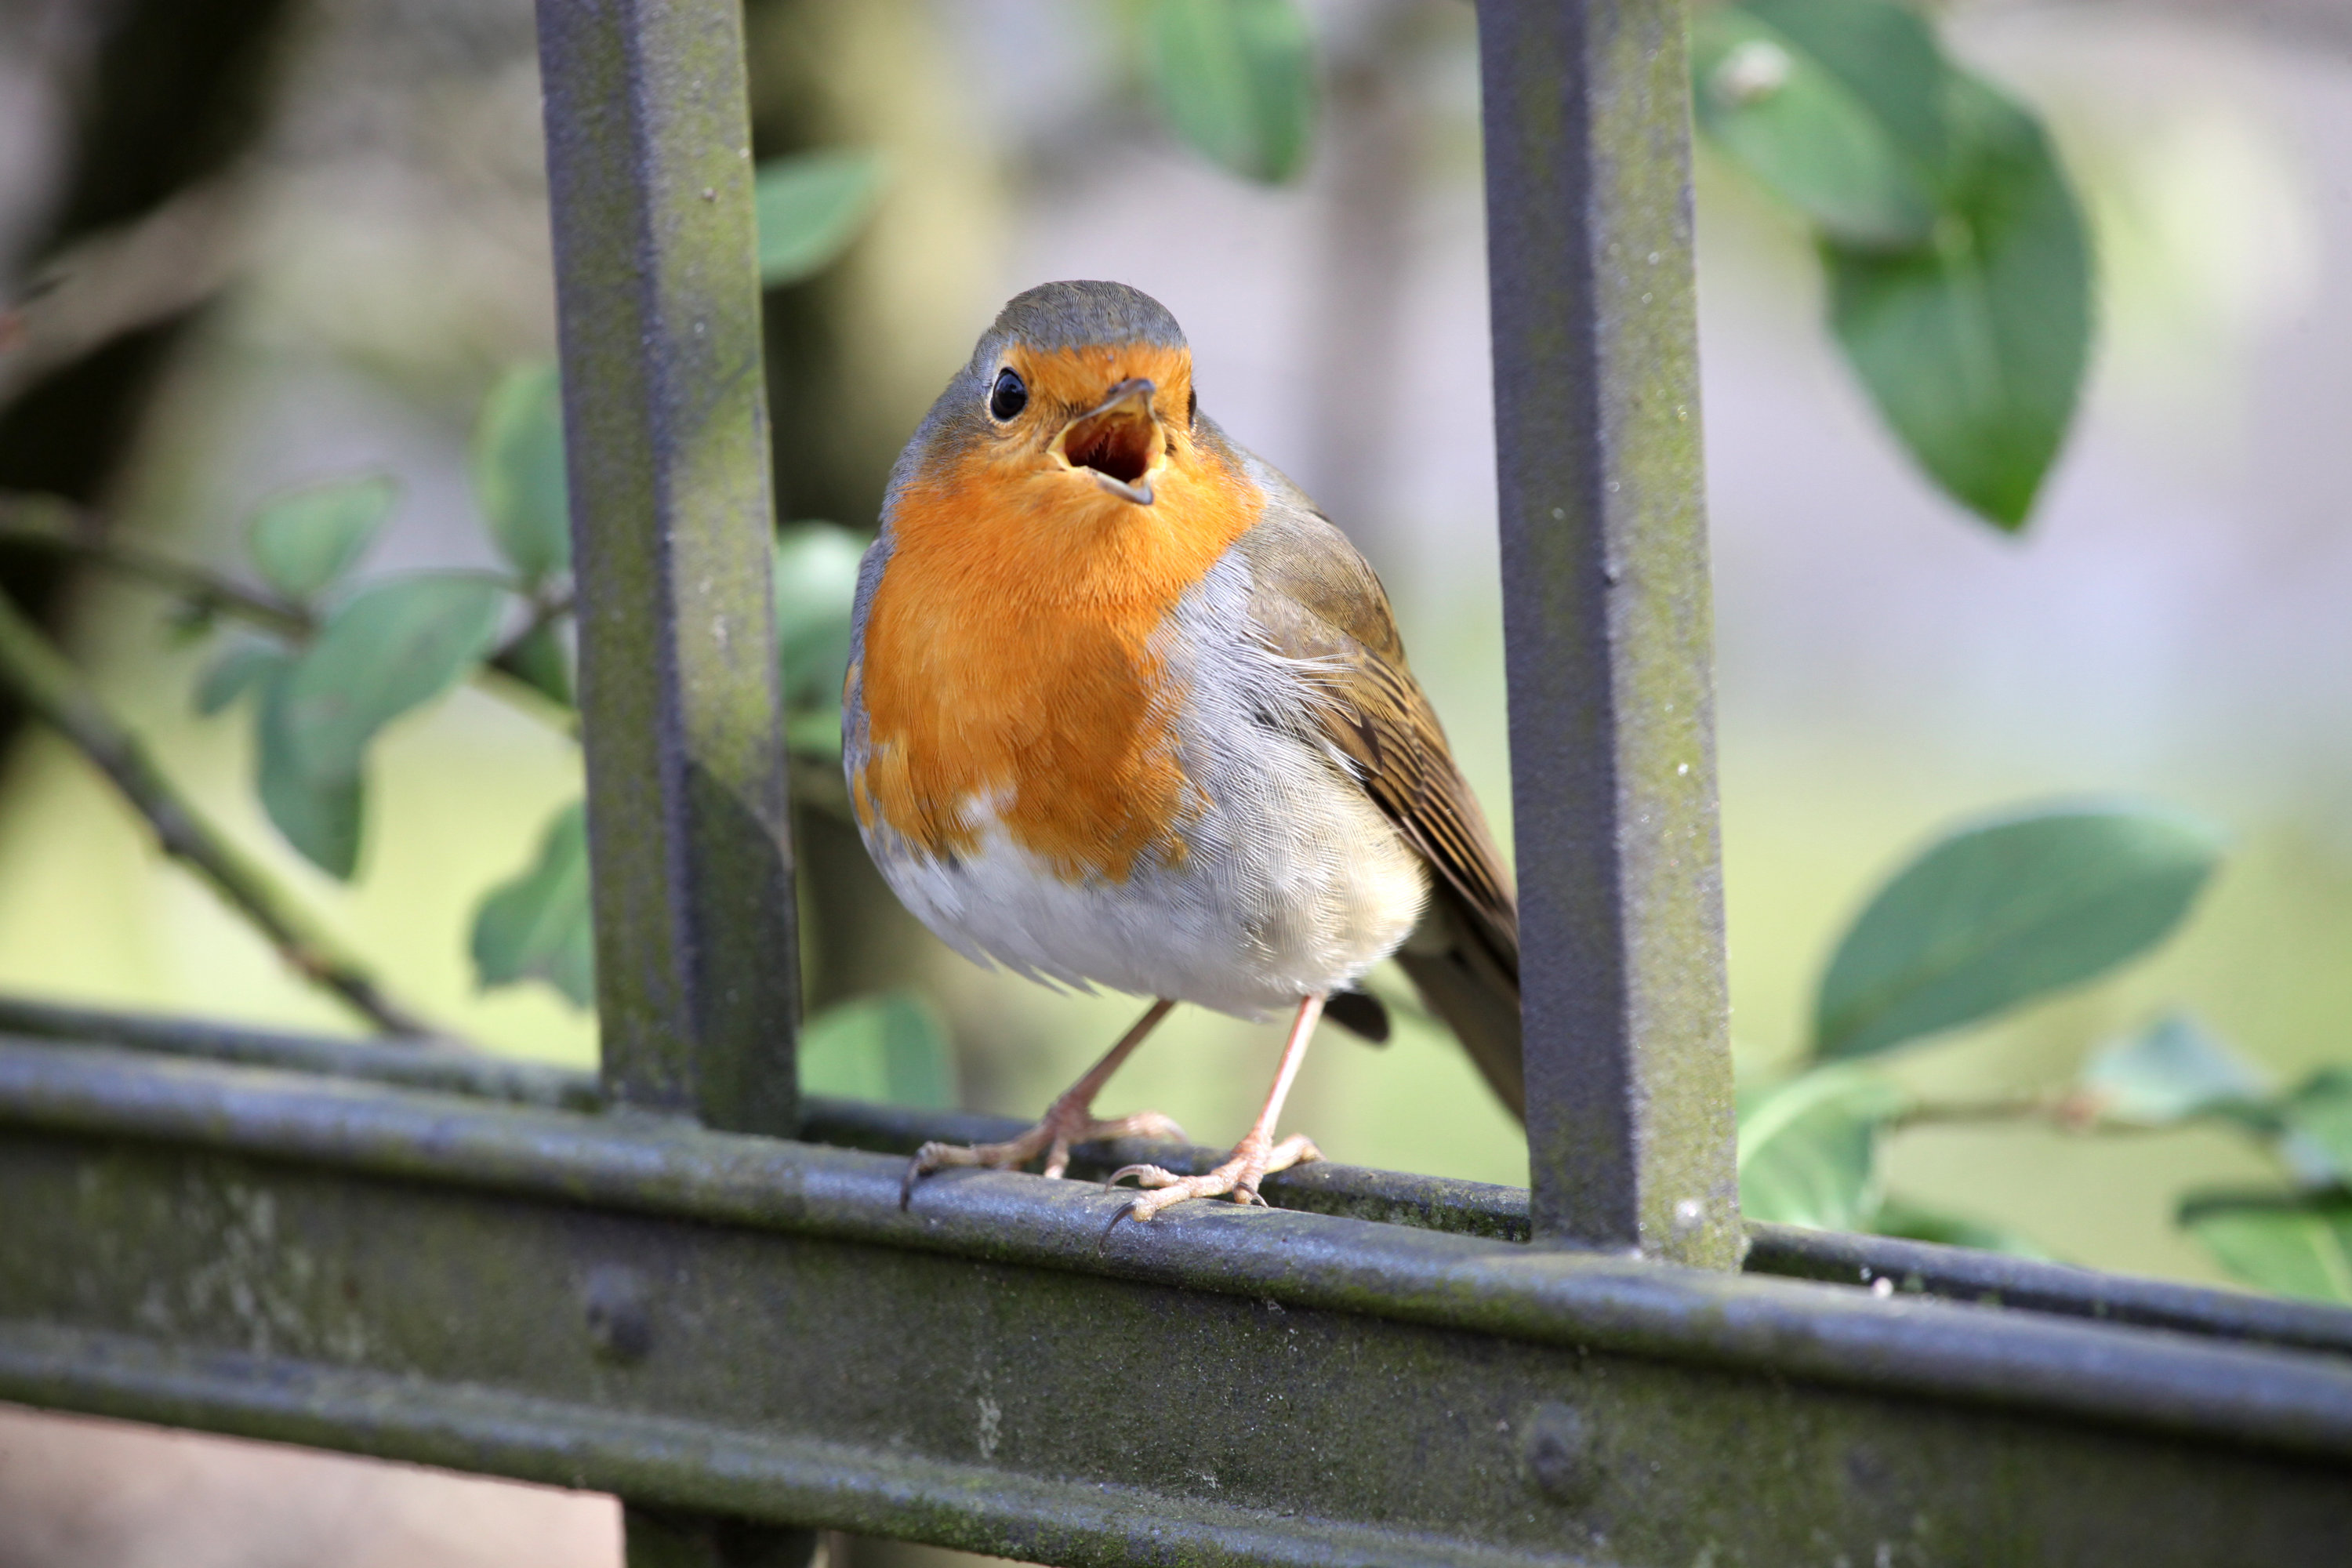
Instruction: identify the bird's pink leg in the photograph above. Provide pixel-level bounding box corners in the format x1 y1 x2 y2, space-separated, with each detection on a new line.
1109 993 1327 1221
901 999 1185 1206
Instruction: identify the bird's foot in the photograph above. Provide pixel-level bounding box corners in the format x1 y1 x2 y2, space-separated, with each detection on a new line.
1106 1132 1323 1222
901 1101 1187 1207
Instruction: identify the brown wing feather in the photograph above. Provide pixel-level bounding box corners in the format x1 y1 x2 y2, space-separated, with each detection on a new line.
1233 507 1525 1118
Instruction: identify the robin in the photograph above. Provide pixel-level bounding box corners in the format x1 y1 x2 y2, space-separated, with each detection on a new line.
846 280 1520 1221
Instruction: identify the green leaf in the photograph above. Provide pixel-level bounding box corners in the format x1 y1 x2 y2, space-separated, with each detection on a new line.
2179 1189 2352 1305
1692 0 1945 248
281 575 509 784
1814 803 2223 1062
194 641 286 716
471 363 570 584
1825 71 2092 530
755 150 886 289
256 669 362 878
247 477 395 602
472 800 594 1007
1869 1198 2052 1260
773 522 866 715
1146 0 1316 184
798 990 956 1109
165 597 218 646
2081 1011 2269 1125
2280 1070 2352 1185
499 618 572 707
1737 1065 1904 1230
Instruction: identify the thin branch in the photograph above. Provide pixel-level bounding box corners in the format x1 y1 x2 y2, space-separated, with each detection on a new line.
0 489 858 819
0 586 441 1039
0 171 255 416
0 492 307 635
488 589 575 670
1888 1089 2156 1136
0 487 572 726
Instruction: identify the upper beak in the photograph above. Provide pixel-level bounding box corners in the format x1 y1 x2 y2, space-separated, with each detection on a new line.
1053 378 1161 506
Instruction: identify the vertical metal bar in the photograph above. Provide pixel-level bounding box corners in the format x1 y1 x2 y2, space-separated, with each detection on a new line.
535 0 801 1137
535 1 812 1561
1475 0 1742 1268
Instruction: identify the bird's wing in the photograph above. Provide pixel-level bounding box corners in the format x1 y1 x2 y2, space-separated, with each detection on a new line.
1229 486 1524 1115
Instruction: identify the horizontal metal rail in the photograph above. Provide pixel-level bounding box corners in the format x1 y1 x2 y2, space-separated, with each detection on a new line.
10 1003 2350 1360
4 1036 2351 1566
9 1004 2352 1362
0 996 598 1110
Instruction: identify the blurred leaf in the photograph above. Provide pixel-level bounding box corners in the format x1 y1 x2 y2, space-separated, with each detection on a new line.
1826 72 2092 530
256 670 362 878
194 641 286 716
499 618 572 707
2280 1070 2352 1184
799 990 956 1108
1737 1065 1904 1230
755 150 885 289
1691 0 1944 248
1814 803 2223 1062
472 363 570 584
2179 1189 2352 1305
281 575 509 784
247 477 395 602
1146 0 1316 184
472 800 593 1007
773 522 866 716
2081 1011 2269 1126
1869 1198 2052 1259
165 597 218 646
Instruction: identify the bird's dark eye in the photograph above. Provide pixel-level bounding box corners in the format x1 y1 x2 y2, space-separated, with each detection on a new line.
989 368 1027 422
1186 387 1197 426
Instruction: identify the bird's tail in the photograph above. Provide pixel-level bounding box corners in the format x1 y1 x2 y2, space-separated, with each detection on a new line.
1396 887 1523 1122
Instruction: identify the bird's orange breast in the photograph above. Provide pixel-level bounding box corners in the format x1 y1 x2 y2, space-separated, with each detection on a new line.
852 431 1264 884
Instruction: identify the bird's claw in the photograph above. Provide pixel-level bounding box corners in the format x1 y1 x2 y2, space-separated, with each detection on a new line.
899 1107 1188 1208
1102 1134 1322 1222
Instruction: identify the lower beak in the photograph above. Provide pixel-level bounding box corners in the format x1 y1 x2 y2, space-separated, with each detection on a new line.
1054 379 1161 506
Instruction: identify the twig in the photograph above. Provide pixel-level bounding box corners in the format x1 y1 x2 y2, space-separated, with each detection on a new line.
0 487 570 727
0 489 857 818
1889 1089 2148 1135
0 586 439 1038
488 589 575 670
0 171 254 416
0 492 307 635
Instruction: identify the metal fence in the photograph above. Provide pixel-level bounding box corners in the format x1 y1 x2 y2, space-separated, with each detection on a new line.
4 2 2351 1564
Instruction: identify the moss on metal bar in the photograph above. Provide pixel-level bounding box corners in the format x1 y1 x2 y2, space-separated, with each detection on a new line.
1474 0 1741 1269
6 1037 2352 1468
534 0 800 1135
5 1124 2352 1566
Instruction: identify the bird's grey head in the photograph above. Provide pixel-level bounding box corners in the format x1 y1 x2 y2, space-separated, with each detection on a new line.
968 280 1188 371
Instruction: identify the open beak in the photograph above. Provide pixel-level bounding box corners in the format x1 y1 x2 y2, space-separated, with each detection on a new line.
1052 378 1161 506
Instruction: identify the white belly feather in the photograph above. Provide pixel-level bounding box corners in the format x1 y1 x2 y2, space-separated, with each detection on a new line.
857 549 1428 1019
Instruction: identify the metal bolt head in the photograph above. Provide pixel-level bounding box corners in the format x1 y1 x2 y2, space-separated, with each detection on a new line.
1524 1402 1595 1503
582 1264 655 1364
